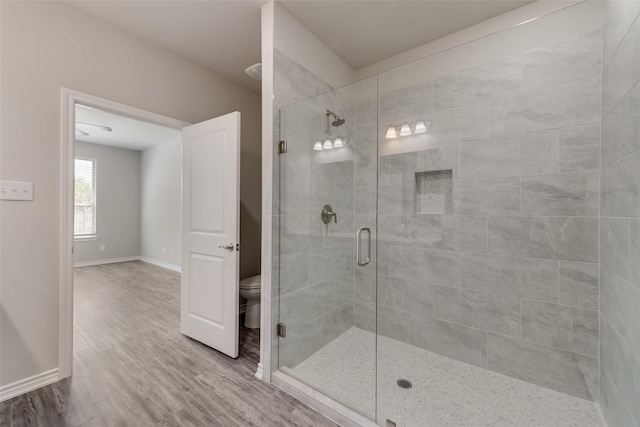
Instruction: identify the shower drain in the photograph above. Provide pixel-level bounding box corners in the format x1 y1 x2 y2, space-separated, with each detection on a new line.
396 379 413 389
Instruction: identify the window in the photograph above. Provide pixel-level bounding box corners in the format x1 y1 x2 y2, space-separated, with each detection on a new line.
74 158 96 238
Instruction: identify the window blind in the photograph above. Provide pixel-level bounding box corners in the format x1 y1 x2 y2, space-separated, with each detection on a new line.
74 158 96 236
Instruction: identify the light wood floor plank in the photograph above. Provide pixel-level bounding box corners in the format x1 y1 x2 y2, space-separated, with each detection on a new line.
0 261 337 427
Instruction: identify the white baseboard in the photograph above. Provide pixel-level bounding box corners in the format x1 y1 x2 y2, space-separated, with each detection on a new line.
255 363 264 380
74 256 139 268
138 257 181 273
74 256 181 273
0 368 59 402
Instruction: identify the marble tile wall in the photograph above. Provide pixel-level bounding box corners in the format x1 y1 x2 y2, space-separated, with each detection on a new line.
600 2 640 425
273 22 639 414
273 50 357 369
353 29 604 401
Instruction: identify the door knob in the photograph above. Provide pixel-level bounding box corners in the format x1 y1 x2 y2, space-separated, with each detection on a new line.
219 244 234 250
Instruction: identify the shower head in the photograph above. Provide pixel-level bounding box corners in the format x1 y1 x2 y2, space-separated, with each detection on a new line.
326 110 345 127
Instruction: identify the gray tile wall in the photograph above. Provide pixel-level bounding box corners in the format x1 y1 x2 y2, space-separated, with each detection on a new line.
275 24 635 413
273 50 357 369
600 2 640 425
357 29 603 401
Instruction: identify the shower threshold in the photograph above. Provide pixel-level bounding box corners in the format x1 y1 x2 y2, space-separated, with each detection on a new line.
282 327 604 427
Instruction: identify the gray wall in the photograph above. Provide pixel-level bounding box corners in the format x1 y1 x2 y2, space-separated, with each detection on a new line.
74 142 141 264
600 1 640 425
353 31 602 400
140 138 181 269
271 0 612 412
275 20 606 404
351 29 603 401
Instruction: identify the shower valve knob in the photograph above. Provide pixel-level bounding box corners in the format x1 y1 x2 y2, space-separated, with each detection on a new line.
321 205 337 224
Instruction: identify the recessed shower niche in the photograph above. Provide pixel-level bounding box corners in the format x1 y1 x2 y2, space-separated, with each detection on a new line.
414 169 453 214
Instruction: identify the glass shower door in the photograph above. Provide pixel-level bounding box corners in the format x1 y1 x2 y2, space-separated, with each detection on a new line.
276 3 604 426
277 78 378 418
374 3 603 425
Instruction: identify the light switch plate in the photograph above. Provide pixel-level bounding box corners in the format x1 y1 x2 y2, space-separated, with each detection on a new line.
0 180 34 201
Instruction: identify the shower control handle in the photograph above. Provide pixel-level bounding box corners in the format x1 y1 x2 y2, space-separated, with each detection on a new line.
321 205 337 224
357 226 371 266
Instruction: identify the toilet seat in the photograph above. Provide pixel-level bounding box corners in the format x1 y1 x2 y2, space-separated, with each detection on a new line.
240 287 261 298
239 275 261 289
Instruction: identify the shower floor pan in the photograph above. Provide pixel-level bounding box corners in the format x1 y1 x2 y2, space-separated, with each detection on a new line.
286 327 604 427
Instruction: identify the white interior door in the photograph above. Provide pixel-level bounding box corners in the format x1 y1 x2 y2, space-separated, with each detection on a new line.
180 111 240 358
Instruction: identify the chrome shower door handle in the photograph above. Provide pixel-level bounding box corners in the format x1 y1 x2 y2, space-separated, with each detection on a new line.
356 226 371 266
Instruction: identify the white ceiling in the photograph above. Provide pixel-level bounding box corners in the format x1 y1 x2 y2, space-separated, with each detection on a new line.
75 105 181 151
67 0 266 93
69 1 536 150
67 1 535 94
280 1 534 70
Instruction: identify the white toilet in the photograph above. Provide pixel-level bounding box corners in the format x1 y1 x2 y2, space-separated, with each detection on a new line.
239 275 261 329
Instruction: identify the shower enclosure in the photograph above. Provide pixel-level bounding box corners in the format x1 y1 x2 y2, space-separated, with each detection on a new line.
276 4 607 425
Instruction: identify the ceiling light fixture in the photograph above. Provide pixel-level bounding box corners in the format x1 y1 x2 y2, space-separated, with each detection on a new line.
74 122 113 138
76 122 113 132
244 63 262 80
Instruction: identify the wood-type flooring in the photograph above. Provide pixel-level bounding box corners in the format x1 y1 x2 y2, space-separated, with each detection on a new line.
0 261 337 427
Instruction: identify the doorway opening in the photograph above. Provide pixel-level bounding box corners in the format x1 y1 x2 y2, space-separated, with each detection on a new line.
59 89 189 378
61 89 251 381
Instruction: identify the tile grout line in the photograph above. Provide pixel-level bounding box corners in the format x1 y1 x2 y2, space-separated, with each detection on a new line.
600 312 640 363
602 9 640 70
